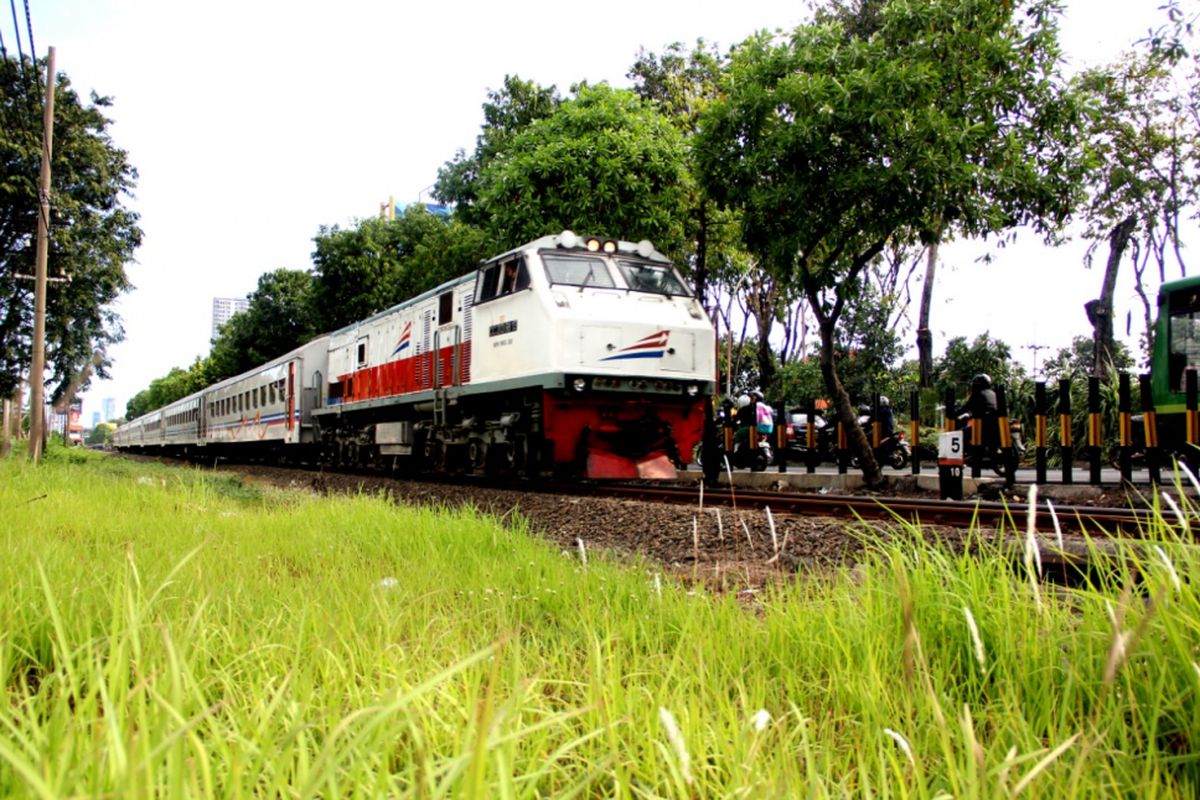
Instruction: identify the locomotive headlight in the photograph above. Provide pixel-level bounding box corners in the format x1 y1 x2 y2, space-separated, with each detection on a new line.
602 239 617 254
572 377 588 393
586 238 601 252
686 383 700 397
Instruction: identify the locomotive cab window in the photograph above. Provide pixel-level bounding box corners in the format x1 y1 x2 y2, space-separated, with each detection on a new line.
542 254 614 289
1168 288 1200 391
356 337 369 368
475 257 529 304
438 291 454 325
616 260 692 297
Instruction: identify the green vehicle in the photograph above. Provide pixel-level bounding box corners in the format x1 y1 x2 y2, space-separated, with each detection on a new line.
1146 274 1200 451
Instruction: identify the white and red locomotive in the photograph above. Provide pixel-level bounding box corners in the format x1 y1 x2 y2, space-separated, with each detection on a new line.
114 231 716 479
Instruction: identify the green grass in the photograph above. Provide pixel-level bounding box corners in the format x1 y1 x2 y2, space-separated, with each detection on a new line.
1 448 1198 797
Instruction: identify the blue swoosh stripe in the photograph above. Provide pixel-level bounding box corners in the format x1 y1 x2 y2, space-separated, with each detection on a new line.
601 351 665 361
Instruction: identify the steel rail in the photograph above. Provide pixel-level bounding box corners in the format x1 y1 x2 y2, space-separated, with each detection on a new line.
555 482 1153 535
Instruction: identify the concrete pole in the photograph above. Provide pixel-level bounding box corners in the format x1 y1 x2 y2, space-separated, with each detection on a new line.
29 47 56 463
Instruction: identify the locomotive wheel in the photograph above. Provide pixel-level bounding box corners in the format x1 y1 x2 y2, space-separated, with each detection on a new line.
467 438 486 470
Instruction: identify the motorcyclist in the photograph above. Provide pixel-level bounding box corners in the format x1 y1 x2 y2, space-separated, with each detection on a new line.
734 393 755 449
962 373 1000 448
877 395 895 438
965 374 998 419
752 390 774 436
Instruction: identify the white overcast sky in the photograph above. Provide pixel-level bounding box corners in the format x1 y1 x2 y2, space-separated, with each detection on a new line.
9 0 1184 420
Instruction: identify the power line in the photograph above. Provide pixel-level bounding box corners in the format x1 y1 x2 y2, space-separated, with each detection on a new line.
21 0 33 59
7 0 22 60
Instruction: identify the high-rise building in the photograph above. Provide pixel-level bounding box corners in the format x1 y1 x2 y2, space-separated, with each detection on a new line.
101 397 116 422
212 297 249 340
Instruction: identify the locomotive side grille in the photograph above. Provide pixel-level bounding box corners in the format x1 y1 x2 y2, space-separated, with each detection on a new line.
461 289 474 383
421 310 433 388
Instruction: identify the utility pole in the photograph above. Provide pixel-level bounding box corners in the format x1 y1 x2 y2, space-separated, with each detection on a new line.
1025 343 1048 380
29 46 56 463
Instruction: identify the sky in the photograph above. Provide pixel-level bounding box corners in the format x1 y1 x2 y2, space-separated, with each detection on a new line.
7 0 1186 422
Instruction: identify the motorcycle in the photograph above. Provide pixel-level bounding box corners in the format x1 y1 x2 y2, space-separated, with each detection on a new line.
842 410 911 471
695 428 774 472
785 412 839 467
955 413 1025 477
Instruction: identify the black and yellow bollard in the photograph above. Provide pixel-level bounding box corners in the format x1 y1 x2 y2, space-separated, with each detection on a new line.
1035 381 1048 485
910 389 921 476
776 402 788 473
1140 373 1160 485
996 385 1015 487
806 404 817 474
1187 370 1199 477
1118 373 1132 483
1058 378 1073 485
1088 376 1102 486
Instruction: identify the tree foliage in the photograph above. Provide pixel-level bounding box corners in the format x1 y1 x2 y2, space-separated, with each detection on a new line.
1076 50 1200 368
206 268 318 382
933 333 1019 401
695 0 1083 483
0 55 141 403
125 358 208 420
474 84 690 255
433 75 561 226
309 205 489 333
1042 335 1135 381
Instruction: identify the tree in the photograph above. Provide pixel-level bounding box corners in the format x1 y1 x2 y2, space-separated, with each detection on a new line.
473 84 690 256
433 75 560 226
933 334 1019 402
0 55 141 405
86 420 115 446
1042 335 1134 381
309 205 489 333
125 358 207 420
206 268 317 382
695 0 1083 484
1076 51 1200 372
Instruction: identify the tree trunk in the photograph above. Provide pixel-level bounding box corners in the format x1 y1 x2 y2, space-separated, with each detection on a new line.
694 202 710 315
916 239 939 388
819 320 882 485
0 397 11 457
1086 214 1136 379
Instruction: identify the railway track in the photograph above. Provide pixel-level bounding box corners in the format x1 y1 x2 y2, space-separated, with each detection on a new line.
563 481 1154 536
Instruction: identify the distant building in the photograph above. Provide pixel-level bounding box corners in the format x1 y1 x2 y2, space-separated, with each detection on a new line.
212 297 249 340
101 397 116 422
92 411 101 427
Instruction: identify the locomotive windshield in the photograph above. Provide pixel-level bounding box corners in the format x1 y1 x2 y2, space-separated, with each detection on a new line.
1168 286 1200 391
615 260 692 297
542 255 616 288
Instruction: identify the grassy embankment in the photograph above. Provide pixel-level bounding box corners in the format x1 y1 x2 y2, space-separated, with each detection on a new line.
1 446 1198 797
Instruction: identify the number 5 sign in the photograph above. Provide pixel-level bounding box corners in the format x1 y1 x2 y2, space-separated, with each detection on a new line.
938 431 964 466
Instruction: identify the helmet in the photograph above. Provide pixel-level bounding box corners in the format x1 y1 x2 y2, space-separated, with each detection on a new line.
737 394 751 409
858 404 871 416
751 389 763 400
879 395 890 407
971 373 992 391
